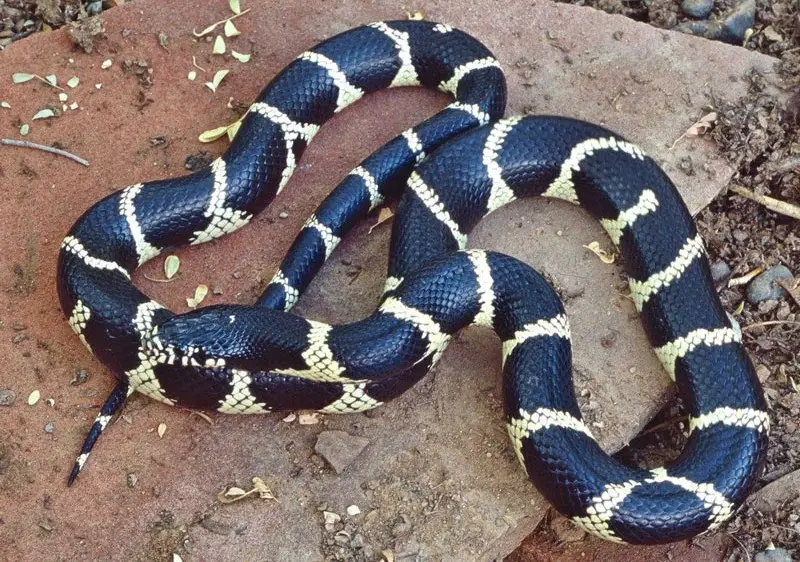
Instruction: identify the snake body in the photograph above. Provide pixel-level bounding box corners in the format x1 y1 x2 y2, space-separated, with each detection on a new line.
58 21 768 544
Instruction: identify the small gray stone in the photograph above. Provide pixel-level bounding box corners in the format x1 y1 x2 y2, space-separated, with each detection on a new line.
314 430 369 474
70 369 90 386
747 265 794 304
0 389 16 406
710 260 731 285
719 0 756 43
44 422 54 433
755 547 793 562
676 0 755 44
682 0 714 18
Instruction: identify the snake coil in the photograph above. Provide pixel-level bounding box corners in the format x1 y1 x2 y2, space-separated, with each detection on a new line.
58 21 768 544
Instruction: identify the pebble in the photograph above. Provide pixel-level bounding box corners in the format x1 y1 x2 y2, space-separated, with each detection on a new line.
126 472 139 488
755 547 793 562
346 505 361 517
314 430 370 474
0 389 16 406
682 0 714 18
70 368 90 386
279 212 289 219
12 333 27 344
44 422 54 433
676 0 755 44
323 511 341 532
709 260 731 285
747 265 793 304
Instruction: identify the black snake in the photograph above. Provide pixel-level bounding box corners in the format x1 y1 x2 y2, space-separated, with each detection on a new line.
57 20 769 544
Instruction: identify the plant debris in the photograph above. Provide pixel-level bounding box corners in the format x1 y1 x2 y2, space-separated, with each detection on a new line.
218 477 276 504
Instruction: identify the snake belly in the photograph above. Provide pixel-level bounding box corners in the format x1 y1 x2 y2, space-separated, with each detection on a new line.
57 20 768 545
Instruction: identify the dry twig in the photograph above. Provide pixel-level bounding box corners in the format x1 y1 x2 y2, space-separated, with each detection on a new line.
729 185 800 220
1 138 89 166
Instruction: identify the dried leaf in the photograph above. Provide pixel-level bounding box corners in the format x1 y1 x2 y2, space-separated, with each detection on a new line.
212 35 226 55
762 25 783 42
173 555 183 562
229 0 242 14
382 550 395 562
198 125 229 143
193 22 219 37
369 207 394 233
282 413 297 423
157 423 167 438
224 20 240 37
0 101 10 109
12 72 36 84
583 241 615 264
187 284 209 308
205 69 229 92
27 390 41 405
231 50 250 63
226 120 242 142
670 112 719 150
164 255 180 279
67 76 80 88
193 9 251 37
684 112 717 137
252 477 276 500
406 11 424 20
32 108 56 120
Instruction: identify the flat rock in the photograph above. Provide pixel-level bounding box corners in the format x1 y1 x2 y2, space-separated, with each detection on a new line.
315 431 370 474
749 470 800 513
0 1 777 561
747 265 795 303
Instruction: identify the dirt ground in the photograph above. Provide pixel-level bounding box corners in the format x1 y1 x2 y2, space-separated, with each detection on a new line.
1 1 798 561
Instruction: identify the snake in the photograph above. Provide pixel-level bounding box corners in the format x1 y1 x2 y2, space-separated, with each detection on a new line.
57 20 769 544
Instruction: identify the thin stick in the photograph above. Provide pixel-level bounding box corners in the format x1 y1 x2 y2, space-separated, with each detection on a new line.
742 320 800 331
726 533 751 562
1 138 89 166
729 185 800 220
